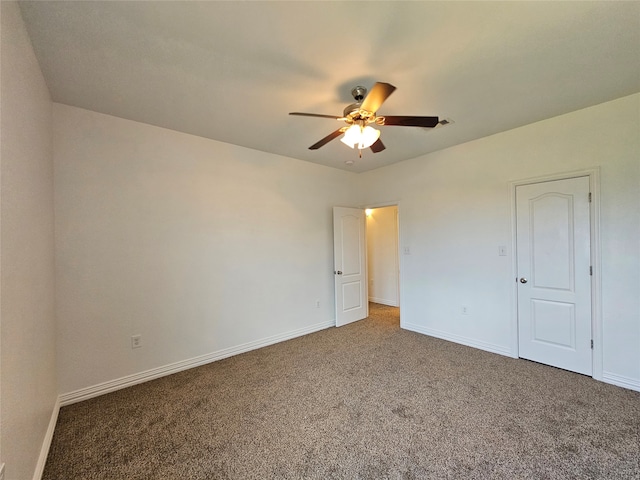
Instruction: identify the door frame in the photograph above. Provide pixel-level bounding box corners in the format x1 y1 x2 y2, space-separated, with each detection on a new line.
509 168 602 380
363 201 403 327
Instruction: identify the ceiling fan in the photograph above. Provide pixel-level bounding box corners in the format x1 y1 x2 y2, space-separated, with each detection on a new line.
289 82 439 156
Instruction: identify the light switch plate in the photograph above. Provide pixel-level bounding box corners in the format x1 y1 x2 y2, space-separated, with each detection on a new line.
498 246 507 256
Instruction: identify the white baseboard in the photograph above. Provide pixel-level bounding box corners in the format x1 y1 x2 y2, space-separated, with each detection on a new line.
402 322 513 357
404 324 640 393
368 297 399 307
60 320 334 406
33 396 60 480
602 371 640 392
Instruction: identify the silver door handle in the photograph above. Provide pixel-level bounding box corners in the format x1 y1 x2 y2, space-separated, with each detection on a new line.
519 277 528 284
334 270 342 275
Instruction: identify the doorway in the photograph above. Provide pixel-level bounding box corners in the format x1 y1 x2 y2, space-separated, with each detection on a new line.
332 205 401 327
365 206 400 323
514 174 596 376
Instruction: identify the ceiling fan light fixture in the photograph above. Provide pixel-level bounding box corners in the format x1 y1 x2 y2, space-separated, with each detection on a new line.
340 124 360 148
359 125 380 149
340 124 380 150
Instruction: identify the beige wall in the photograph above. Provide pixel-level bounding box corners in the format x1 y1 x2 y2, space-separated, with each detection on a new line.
0 2 57 479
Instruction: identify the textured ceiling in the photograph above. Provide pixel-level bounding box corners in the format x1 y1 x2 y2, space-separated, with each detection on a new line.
19 1 640 172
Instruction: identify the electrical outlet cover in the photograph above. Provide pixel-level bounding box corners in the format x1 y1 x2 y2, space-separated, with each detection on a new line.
131 335 142 349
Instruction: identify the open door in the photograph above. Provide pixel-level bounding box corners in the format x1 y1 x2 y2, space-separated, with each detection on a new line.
333 207 368 326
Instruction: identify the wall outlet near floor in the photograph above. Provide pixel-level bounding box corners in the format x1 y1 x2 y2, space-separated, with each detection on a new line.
462 306 469 315
315 300 320 308
131 334 142 349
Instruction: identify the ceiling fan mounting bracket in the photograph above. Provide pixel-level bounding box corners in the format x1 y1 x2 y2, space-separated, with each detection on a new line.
351 86 367 102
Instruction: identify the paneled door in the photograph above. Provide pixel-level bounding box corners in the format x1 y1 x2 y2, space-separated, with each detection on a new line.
333 207 368 327
516 176 592 375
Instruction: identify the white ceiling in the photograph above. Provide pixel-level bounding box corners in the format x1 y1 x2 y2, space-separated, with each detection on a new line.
19 1 640 173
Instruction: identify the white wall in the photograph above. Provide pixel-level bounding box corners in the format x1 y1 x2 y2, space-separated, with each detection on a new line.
0 2 57 479
359 93 640 390
53 94 640 400
366 206 399 306
54 104 358 396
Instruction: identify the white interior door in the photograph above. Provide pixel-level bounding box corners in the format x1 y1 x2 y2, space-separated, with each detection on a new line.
333 207 368 327
516 176 592 375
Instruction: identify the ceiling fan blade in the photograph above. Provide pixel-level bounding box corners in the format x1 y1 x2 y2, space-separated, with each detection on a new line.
370 138 385 153
382 116 439 128
290 112 341 119
309 129 344 150
360 82 396 113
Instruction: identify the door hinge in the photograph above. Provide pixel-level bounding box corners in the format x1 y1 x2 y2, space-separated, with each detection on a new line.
589 266 593 276
591 339 594 349
588 192 592 203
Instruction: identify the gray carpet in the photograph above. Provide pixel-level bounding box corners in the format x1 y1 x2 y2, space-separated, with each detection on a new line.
44 303 640 479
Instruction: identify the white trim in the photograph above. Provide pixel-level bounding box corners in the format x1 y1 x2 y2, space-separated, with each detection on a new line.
602 372 640 392
362 200 402 210
509 168 603 376
368 297 399 307
588 169 603 381
33 397 60 480
509 181 520 359
397 203 404 325
403 322 512 357
60 320 334 406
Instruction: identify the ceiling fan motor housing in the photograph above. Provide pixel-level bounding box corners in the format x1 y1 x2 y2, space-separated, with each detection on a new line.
343 103 379 126
344 86 379 125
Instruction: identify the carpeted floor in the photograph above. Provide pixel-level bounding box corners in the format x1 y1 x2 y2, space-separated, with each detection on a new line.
44 303 640 479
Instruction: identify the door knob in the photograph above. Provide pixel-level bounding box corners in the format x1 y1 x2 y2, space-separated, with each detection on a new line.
519 277 528 284
334 270 342 275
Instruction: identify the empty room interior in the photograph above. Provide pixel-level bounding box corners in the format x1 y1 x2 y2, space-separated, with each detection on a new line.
2 1 639 478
